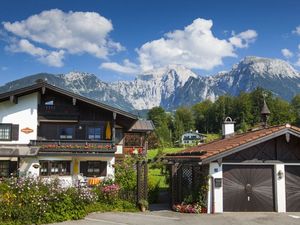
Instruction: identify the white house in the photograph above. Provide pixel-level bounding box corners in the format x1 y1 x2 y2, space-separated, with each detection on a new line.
0 81 153 185
181 131 206 145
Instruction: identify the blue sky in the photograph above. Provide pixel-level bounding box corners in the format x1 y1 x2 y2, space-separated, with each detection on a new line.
0 0 299 85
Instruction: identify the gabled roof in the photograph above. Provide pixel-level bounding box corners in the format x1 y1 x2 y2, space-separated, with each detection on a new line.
129 120 155 132
166 124 300 163
0 81 138 120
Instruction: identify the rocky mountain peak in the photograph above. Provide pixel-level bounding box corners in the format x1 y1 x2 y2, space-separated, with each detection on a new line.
138 64 198 84
233 56 300 78
0 56 300 112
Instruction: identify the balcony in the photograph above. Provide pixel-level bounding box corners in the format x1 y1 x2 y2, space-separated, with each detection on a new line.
38 105 79 116
30 139 115 153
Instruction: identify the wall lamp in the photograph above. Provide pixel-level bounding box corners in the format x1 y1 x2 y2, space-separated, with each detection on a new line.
278 170 284 179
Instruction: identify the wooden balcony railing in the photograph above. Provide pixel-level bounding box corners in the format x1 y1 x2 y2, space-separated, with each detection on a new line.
30 139 114 152
38 105 79 115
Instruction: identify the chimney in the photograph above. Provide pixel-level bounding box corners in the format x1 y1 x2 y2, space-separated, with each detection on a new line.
261 99 271 128
222 117 235 138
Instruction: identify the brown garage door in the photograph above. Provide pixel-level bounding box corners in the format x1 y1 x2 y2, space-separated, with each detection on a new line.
223 165 275 211
285 166 300 212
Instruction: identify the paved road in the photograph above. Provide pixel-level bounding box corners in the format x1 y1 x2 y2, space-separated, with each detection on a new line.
53 210 300 225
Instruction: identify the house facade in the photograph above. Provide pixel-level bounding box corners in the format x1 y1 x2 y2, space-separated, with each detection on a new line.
166 120 300 213
181 131 206 145
0 81 153 185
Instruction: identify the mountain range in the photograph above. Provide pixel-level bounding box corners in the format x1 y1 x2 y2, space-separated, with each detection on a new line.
1 56 300 112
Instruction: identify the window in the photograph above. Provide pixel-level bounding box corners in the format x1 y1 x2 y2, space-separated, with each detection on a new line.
45 100 54 105
59 127 73 139
0 124 11 141
87 161 101 176
0 161 9 177
80 161 107 177
115 129 124 144
44 97 55 106
39 161 71 176
88 127 102 140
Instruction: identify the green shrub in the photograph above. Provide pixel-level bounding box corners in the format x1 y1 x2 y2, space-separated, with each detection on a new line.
0 177 135 225
115 157 137 192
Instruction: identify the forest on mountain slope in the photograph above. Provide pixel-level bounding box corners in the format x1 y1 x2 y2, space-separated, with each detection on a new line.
147 88 300 148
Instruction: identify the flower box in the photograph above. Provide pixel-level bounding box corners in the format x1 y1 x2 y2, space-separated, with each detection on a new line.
172 203 207 214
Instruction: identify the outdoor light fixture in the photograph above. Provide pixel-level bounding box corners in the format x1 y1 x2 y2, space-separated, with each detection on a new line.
78 125 82 130
278 170 284 179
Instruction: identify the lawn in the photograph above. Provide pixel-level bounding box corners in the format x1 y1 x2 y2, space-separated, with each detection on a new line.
148 147 184 190
147 147 185 160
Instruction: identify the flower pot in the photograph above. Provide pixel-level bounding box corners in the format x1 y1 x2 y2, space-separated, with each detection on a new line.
140 205 146 212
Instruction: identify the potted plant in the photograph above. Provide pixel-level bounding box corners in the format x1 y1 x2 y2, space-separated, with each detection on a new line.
138 199 149 212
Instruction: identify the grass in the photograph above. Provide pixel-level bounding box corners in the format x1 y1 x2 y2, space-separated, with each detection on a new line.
148 168 168 189
205 133 221 143
148 147 184 189
147 135 220 190
147 147 184 160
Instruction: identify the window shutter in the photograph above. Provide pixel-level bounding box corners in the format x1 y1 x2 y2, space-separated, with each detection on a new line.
80 161 87 176
11 124 19 141
9 161 18 176
100 161 107 176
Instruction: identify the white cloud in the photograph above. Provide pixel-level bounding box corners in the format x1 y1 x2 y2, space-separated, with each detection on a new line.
101 59 139 74
103 18 258 74
7 39 47 56
7 39 64 67
38 50 65 67
1 66 8 71
293 25 300 35
229 30 257 48
137 18 239 71
281 48 294 58
3 9 123 66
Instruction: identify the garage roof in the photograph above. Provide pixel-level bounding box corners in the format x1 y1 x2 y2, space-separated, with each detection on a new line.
165 124 300 163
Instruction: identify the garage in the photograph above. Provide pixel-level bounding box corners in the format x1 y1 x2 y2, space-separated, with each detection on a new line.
167 123 300 213
285 166 300 212
223 165 275 212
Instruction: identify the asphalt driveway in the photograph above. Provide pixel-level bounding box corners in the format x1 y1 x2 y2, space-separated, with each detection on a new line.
53 210 300 225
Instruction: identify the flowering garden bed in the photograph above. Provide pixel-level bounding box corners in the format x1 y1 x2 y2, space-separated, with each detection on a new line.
0 177 136 225
172 203 207 214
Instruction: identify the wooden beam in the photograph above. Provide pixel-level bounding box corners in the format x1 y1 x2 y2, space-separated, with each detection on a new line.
9 95 18 104
42 86 46 95
112 112 116 146
72 98 77 106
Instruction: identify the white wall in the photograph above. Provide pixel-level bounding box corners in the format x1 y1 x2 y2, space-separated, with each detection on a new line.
207 162 223 213
275 164 286 212
0 92 38 144
19 157 40 177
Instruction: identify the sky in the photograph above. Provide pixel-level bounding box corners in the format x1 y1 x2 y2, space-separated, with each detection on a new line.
0 0 299 85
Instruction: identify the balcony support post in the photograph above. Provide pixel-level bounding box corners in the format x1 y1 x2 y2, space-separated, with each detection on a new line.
112 112 116 146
